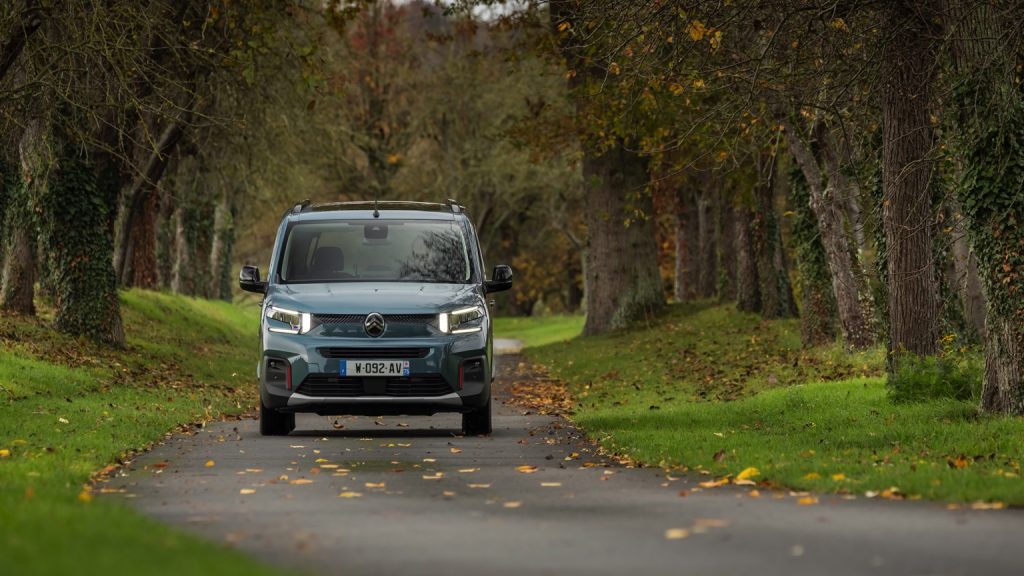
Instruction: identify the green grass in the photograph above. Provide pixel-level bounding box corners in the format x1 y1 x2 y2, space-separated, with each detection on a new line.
493 314 584 348
0 291 283 576
529 301 1024 504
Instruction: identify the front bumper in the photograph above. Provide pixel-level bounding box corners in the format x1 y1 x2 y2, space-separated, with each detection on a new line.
258 330 491 416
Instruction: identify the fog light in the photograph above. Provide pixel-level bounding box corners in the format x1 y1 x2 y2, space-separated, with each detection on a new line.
266 358 291 390
460 358 485 390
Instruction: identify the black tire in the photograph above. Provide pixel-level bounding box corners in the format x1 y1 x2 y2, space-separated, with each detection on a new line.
259 399 295 436
462 396 492 436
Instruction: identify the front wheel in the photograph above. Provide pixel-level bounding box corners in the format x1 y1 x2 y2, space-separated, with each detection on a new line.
462 396 492 436
259 399 295 436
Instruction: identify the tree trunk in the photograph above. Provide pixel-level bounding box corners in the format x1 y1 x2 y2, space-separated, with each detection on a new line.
790 164 838 346
881 0 940 363
209 198 234 301
783 120 874 348
581 143 664 335
735 207 761 313
171 205 191 295
41 142 124 346
752 151 797 319
718 199 737 302
126 190 159 289
944 0 1024 414
697 181 718 299
673 187 699 302
946 200 987 338
1 219 35 315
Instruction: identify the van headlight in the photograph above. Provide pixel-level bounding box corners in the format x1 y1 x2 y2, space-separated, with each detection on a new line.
439 305 484 334
266 306 313 334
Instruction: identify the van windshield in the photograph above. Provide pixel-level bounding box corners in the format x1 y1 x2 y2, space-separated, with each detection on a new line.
279 220 471 284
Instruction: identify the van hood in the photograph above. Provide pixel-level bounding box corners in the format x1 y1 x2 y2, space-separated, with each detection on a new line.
266 282 482 315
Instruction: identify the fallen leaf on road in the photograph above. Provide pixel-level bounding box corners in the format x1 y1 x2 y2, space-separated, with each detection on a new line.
458 468 479 473
797 496 818 505
423 458 436 463
699 479 727 488
517 465 538 474
279 474 289 481
290 479 314 485
503 501 522 509
664 528 690 540
694 518 729 529
245 468 263 473
971 501 1005 510
422 473 444 480
397 423 409 428
749 490 761 498
442 490 456 497
397 443 412 447
678 490 689 497
864 490 879 498
540 482 562 487
240 489 256 495
205 460 215 468
467 483 491 489
338 491 363 498
450 447 463 454
315 458 330 463
289 445 305 449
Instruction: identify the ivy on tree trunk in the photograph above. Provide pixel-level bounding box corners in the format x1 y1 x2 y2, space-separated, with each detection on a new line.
40 142 124 346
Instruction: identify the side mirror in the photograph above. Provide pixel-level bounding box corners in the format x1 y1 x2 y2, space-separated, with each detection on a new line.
484 265 513 294
239 265 267 294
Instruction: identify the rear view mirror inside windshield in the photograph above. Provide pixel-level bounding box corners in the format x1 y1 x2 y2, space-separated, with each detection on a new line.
364 224 388 240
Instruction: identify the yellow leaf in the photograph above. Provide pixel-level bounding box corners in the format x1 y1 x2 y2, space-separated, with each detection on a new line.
467 483 491 489
365 482 386 489
797 496 819 505
78 490 93 503
0 449 10 458
503 501 522 509
422 473 444 480
687 20 706 41
290 479 314 485
665 528 690 540
387 154 402 165
831 17 849 32
337 491 363 498
205 460 215 468
516 465 538 474
831 473 846 481
540 482 562 487
609 62 621 75
315 458 330 463
692 78 705 89
239 488 256 495
736 467 760 481
557 21 570 32
450 448 462 454
803 472 821 480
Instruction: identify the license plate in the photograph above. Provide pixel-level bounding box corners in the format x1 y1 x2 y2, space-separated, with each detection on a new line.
341 360 410 377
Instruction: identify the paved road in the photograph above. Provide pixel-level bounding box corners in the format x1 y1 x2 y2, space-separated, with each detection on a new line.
104 356 1024 576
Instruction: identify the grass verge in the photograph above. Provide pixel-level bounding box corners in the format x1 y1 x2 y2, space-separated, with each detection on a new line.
493 314 583 348
528 302 1024 505
0 290 282 575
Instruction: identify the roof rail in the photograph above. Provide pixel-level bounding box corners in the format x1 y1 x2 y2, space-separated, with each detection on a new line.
292 199 311 214
446 198 461 214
